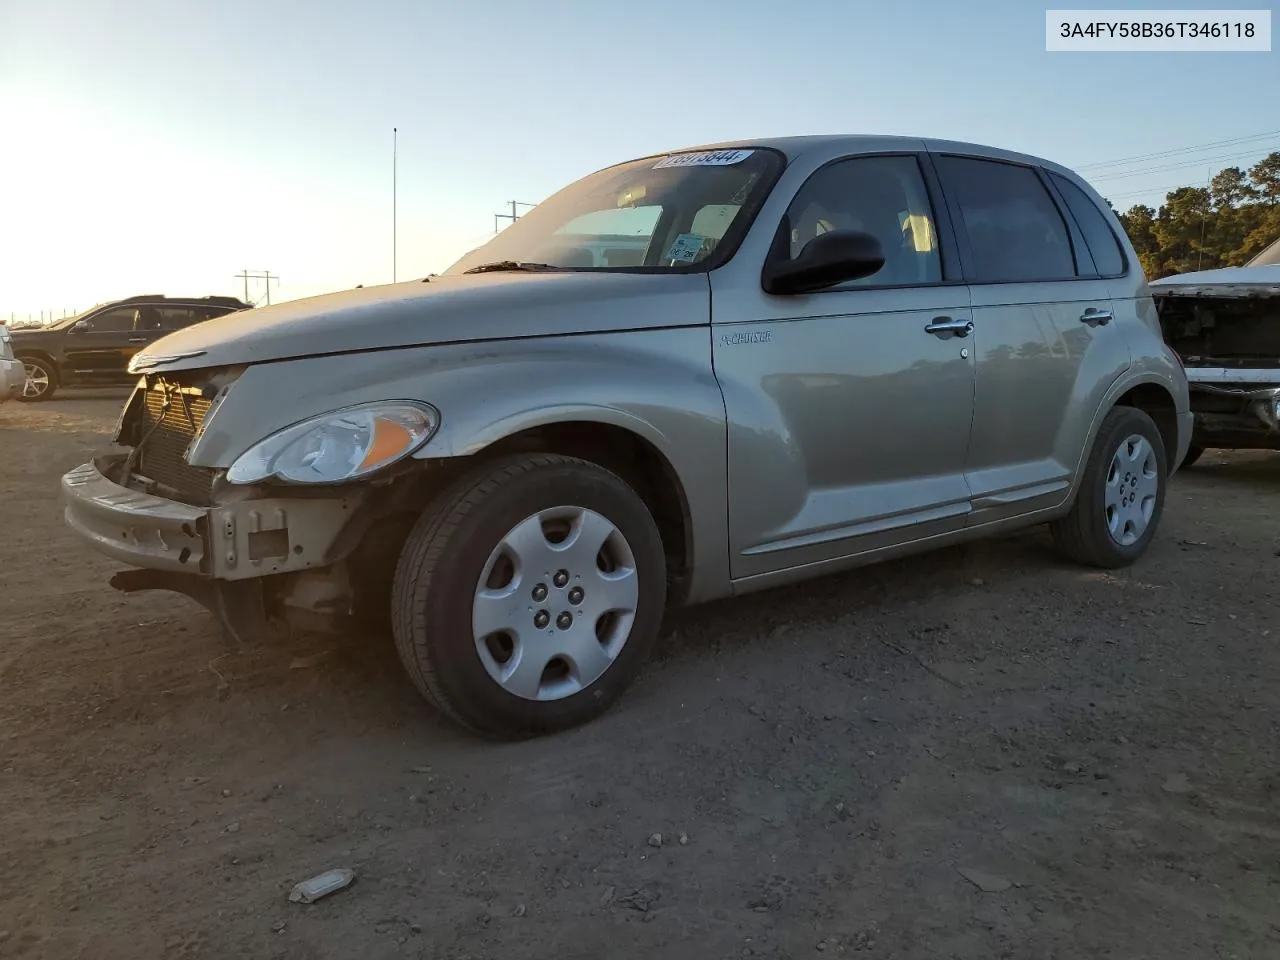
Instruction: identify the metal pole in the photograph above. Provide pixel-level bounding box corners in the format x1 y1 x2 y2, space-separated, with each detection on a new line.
393 127 398 283
1196 169 1211 272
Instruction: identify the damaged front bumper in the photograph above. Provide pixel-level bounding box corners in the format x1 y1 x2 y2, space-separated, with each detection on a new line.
61 455 362 638
1184 369 1280 450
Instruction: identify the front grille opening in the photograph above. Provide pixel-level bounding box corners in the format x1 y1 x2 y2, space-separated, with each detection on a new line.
127 380 218 504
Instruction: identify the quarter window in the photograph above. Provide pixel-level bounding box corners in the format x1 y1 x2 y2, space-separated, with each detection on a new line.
1050 173 1127 276
783 155 942 287
935 156 1075 283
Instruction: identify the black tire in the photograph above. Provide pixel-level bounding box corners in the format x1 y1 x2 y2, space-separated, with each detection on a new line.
17 356 57 402
1051 406 1167 569
391 454 667 739
1180 444 1205 468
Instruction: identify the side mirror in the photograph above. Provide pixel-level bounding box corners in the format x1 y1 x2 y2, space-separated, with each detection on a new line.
762 229 886 295
69 319 91 333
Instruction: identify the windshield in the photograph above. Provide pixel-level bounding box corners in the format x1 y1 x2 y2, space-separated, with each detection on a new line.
48 305 104 330
1246 235 1280 267
444 148 783 275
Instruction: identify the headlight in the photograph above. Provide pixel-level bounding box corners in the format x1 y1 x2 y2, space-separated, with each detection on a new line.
226 401 440 485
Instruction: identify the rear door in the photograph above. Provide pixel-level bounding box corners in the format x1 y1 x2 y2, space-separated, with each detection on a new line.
930 153 1129 525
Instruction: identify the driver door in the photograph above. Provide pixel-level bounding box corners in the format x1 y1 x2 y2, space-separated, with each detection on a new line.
712 153 977 580
63 306 150 381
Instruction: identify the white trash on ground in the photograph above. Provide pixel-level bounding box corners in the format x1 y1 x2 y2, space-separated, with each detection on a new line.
289 868 355 904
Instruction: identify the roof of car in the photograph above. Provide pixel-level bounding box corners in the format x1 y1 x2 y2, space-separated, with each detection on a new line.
647 134 1076 178
110 294 252 309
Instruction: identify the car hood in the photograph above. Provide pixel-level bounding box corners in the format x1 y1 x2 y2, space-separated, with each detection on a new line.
1149 264 1280 299
130 271 710 373
9 325 58 338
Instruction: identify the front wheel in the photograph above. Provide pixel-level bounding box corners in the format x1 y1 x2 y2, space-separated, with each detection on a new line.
18 357 57 401
1051 406 1167 569
391 454 667 738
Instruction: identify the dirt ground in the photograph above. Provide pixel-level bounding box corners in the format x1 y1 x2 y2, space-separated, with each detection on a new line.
2 391 1279 960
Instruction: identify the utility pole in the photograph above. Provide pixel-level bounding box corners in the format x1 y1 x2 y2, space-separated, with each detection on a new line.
494 200 536 233
393 127 398 283
235 270 279 306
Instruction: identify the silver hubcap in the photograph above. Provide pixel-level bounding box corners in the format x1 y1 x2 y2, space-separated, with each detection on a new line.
22 362 49 398
472 506 638 701
1105 433 1158 546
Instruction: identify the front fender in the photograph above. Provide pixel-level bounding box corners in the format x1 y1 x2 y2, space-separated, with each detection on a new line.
189 329 732 604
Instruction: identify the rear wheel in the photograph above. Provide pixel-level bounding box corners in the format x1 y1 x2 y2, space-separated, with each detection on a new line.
391 454 667 738
1051 406 1167 569
18 357 57 401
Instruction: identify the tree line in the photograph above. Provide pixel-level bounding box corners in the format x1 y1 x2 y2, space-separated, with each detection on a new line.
1105 151 1280 279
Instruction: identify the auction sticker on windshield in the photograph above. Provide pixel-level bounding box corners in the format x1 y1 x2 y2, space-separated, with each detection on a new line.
664 234 708 263
653 149 754 169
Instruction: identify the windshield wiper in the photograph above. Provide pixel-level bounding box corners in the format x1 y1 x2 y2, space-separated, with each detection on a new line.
462 260 564 275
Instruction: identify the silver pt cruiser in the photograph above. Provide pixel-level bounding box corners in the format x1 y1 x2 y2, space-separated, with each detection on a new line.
62 135 1193 738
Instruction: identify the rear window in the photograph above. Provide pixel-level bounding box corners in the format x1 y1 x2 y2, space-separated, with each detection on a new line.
1050 173 1127 277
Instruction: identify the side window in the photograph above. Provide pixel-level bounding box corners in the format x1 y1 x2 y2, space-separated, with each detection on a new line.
134 306 163 331
934 156 1075 283
784 155 942 286
1050 173 1127 276
82 308 136 333
157 307 202 330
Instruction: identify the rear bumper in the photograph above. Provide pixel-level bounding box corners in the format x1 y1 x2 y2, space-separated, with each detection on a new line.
0 356 23 402
62 456 359 580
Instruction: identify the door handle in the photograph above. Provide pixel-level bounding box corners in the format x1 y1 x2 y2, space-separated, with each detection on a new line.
924 316 974 338
127 336 148 343
1079 307 1113 327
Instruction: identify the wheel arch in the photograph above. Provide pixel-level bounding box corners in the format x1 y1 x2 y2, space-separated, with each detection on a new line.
461 415 696 607
13 348 59 399
15 348 57 370
1063 371 1185 510
1112 380 1179 474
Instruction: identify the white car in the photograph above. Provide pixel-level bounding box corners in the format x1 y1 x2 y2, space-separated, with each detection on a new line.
1150 236 1280 465
0 324 25 403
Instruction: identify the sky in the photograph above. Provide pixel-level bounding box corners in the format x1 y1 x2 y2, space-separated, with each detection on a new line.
1 0 1276 318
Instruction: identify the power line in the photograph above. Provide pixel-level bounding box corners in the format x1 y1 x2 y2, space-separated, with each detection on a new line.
1089 142 1280 182
1075 128 1280 171
1105 183 1190 201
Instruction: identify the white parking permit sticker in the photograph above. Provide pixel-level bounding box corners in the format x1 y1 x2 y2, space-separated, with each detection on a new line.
653 149 754 169
665 233 707 263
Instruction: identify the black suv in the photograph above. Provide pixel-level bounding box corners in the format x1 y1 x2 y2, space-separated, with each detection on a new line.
13 294 252 401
